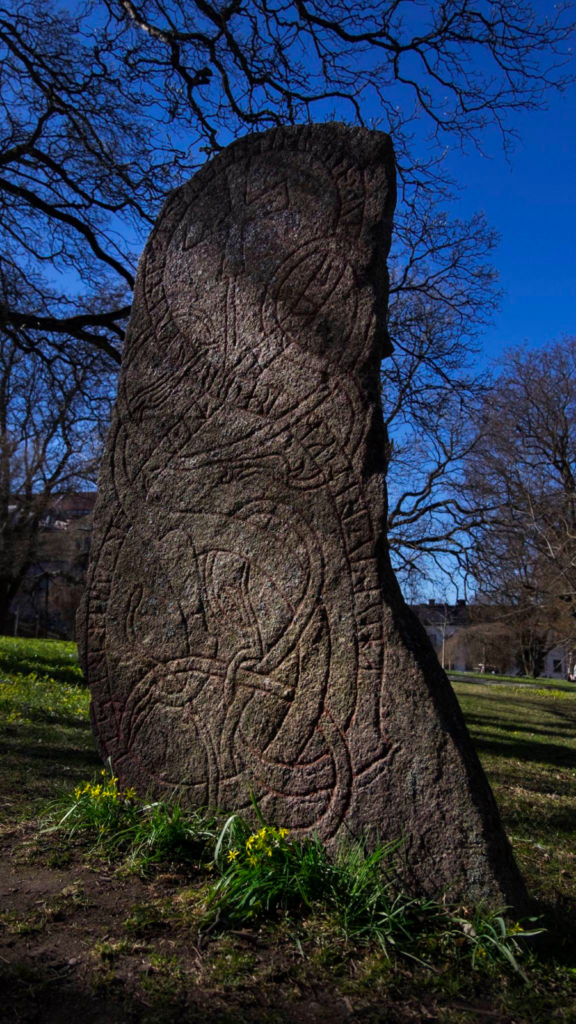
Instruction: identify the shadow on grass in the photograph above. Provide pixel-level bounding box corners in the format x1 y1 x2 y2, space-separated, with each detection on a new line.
473 734 576 769
532 897 576 966
454 675 576 694
0 641 85 688
495 773 576 799
0 719 101 817
0 963 256 1024
0 653 85 687
507 801 576 838
465 715 576 742
1 708 93 729
0 965 169 1024
0 738 101 768
463 692 576 716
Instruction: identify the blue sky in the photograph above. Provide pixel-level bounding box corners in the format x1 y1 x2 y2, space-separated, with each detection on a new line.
55 0 575 374
59 0 575 371
442 87 576 364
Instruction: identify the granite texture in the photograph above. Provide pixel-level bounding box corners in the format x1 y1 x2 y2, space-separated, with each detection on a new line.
79 123 526 907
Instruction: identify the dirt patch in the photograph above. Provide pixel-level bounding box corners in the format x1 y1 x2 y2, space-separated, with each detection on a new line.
0 825 527 1024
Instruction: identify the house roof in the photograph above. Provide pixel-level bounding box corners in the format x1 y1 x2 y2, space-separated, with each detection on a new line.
411 601 471 627
45 492 97 515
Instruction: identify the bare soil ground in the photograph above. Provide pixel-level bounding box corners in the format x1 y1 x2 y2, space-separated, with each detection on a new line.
0 824 469 1024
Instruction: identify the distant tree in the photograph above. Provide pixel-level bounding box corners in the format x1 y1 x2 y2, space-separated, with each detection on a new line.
0 0 574 585
461 337 576 676
0 317 112 634
447 602 558 677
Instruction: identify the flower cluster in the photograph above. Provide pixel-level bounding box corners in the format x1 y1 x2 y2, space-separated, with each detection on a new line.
74 770 136 804
227 825 290 868
68 771 139 838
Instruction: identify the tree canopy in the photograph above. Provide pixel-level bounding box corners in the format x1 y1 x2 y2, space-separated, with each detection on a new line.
1 0 573 360
0 0 574 588
457 337 576 672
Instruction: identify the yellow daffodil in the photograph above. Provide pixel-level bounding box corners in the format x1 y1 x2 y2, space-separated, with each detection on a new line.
507 922 523 935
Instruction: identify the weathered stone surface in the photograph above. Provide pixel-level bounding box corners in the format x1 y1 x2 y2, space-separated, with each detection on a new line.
79 123 526 906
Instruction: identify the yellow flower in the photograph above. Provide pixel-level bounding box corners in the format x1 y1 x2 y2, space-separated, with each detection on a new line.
124 788 136 800
278 828 289 839
507 922 523 935
227 850 239 862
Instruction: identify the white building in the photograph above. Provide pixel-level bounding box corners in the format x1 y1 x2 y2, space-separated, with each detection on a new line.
411 600 574 679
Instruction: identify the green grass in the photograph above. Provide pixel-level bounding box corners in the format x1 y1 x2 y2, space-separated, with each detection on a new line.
49 773 219 868
0 636 88 725
450 669 576 693
47 777 540 978
2 637 575 913
0 636 96 822
453 678 576 955
0 636 84 687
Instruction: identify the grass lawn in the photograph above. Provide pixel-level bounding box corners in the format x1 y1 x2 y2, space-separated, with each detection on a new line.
454 680 576 937
1 637 575 1023
450 669 576 694
0 637 98 823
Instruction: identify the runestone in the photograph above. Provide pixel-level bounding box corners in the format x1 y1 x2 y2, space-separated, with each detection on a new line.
79 124 526 905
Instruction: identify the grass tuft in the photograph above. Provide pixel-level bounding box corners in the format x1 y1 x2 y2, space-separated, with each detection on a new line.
48 772 540 977
47 769 219 871
3 638 576 1020
208 811 540 975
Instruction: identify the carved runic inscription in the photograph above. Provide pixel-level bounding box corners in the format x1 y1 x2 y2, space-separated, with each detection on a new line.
79 124 526 905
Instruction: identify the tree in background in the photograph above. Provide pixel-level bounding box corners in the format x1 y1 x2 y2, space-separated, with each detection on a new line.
0 303 113 634
384 206 499 585
461 337 576 676
0 0 574 588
